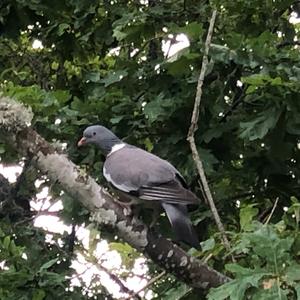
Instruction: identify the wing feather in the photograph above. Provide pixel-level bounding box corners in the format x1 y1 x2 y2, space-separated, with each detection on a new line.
138 180 199 205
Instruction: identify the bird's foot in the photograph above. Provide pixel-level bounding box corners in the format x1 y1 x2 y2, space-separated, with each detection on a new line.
113 199 133 216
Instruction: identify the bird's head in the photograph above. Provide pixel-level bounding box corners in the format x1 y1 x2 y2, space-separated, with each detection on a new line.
78 125 121 155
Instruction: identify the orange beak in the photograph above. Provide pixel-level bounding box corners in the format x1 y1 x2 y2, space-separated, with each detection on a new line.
77 137 87 147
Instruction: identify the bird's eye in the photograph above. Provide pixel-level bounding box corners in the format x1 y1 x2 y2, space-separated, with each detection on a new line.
93 132 96 136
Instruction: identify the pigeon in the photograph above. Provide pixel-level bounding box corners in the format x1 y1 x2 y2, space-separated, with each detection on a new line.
78 125 199 248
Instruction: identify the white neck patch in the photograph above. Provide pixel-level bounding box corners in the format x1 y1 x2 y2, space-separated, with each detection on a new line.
107 143 126 156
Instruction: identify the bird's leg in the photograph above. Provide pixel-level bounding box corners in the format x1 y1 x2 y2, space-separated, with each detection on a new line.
131 205 141 219
113 199 133 216
110 191 134 216
149 205 161 228
112 188 144 214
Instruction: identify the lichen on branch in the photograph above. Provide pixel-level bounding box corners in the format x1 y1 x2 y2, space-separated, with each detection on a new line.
0 96 33 131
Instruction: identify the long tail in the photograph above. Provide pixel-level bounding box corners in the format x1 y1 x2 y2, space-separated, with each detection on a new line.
161 202 199 248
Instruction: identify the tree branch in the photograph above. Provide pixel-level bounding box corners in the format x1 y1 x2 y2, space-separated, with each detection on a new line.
0 96 230 290
187 10 232 254
132 271 166 298
81 250 140 300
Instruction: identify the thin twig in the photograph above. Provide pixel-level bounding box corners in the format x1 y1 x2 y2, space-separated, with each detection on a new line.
187 11 217 137
187 10 233 256
132 271 166 298
36 210 59 217
99 264 141 300
14 209 59 226
201 253 213 264
82 250 140 300
70 263 95 281
264 197 279 225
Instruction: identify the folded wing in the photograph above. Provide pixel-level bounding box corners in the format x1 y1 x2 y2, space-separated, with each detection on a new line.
138 180 198 205
103 146 199 205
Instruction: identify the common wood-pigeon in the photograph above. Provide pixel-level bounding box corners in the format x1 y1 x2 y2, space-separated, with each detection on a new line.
78 125 199 248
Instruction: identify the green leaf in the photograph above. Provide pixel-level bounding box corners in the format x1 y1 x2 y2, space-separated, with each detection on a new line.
57 23 70 36
294 284 300 300
245 225 294 263
239 106 282 141
198 148 218 175
161 282 192 300
181 22 203 40
101 70 128 87
201 238 215 252
85 71 101 82
202 122 235 143
113 28 128 41
52 90 70 104
208 266 270 300
38 271 66 287
285 264 300 282
143 93 174 122
110 115 124 124
3 236 10 249
51 62 59 70
240 205 259 231
0 228 5 238
39 258 59 272
109 242 137 268
0 144 5 154
210 44 231 63
242 74 284 87
143 137 153 152
208 280 238 300
165 55 191 75
9 240 23 256
32 289 46 300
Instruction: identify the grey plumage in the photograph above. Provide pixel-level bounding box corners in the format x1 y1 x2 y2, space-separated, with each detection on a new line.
78 125 199 248
162 203 199 248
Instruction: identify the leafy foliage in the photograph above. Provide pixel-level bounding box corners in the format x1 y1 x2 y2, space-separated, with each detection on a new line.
208 206 300 299
0 0 300 299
